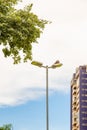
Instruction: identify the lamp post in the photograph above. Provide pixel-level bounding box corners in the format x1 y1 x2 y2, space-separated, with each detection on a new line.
31 60 63 130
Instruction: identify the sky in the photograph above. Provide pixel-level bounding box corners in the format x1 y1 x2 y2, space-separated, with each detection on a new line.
0 0 87 129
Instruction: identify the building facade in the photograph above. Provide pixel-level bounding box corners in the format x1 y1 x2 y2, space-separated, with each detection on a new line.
71 66 87 130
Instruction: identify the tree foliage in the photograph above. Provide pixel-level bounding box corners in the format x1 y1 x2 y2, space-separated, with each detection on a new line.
0 124 12 130
0 0 48 63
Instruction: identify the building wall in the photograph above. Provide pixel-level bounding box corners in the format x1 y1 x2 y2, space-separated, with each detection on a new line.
71 66 87 130
79 67 87 130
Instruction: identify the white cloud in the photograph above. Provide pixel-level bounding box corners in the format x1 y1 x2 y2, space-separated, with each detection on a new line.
0 0 87 106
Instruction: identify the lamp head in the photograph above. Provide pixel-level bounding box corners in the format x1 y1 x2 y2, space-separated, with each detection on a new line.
31 61 43 67
51 60 63 68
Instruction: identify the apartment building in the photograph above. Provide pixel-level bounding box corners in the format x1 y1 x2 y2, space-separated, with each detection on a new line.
71 66 87 130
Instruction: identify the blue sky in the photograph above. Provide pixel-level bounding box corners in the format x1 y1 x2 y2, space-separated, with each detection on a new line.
0 0 87 129
0 92 70 130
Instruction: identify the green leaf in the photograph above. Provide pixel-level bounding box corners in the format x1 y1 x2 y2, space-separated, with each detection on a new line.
0 0 49 64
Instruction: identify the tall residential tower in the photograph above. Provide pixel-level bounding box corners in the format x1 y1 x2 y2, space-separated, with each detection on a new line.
71 66 87 130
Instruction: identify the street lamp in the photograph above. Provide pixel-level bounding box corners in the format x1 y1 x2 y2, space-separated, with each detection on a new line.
31 60 63 130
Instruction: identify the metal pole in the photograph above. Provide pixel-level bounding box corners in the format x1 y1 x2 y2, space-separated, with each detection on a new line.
46 66 49 130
